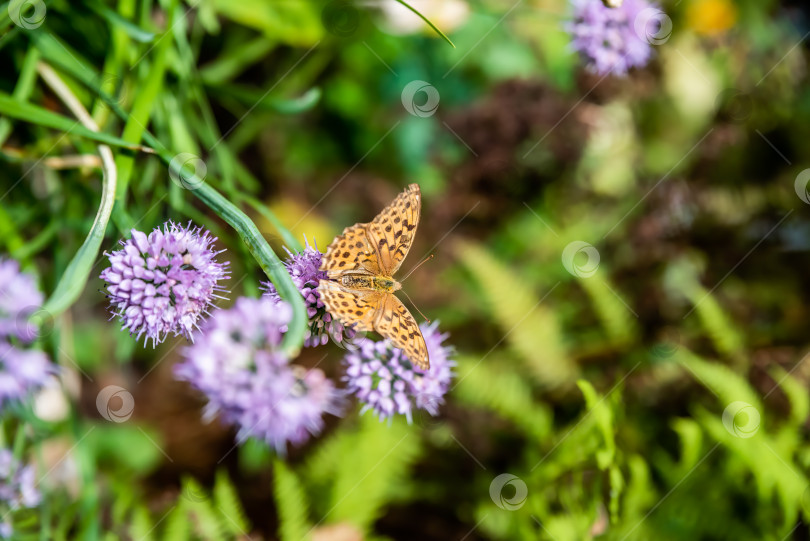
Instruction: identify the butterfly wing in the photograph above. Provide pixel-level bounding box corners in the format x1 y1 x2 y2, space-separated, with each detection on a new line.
318 280 382 332
366 184 421 277
375 293 429 370
320 223 381 278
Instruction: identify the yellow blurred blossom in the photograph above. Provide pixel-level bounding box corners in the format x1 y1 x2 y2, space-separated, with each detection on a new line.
687 0 737 35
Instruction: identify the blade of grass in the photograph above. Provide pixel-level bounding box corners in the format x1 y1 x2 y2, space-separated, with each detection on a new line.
393 0 455 47
37 62 117 318
0 93 154 152
0 45 40 146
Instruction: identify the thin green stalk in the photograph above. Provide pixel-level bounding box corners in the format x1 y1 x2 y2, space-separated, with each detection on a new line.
37 63 117 318
393 0 456 47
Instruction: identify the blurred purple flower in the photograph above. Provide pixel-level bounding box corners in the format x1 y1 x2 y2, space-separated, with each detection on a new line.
100 222 229 346
263 238 356 348
566 0 662 76
343 321 455 422
0 257 54 410
0 344 54 410
0 258 44 343
174 297 343 453
0 448 40 511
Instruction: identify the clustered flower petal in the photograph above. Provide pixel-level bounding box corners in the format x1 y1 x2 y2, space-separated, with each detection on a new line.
174 297 343 453
263 238 356 348
100 222 229 346
0 258 54 410
0 448 40 538
343 321 455 422
566 0 660 76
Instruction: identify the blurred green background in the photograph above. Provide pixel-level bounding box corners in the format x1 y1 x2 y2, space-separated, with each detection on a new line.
2 0 810 539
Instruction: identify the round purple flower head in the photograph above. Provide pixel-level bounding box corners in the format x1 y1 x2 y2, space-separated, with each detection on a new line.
101 222 229 346
566 0 668 76
0 258 44 343
263 238 356 348
343 321 455 423
0 448 40 511
0 258 54 410
174 297 343 453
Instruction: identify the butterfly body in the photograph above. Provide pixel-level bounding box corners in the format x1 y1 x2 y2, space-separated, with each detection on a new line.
318 184 430 369
339 273 400 293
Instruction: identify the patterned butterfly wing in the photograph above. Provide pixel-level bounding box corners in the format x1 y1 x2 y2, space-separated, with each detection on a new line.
318 280 383 332
320 223 380 278
367 183 421 277
375 293 429 369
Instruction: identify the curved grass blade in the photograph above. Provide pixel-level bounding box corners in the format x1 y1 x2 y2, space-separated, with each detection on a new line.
239 195 303 252
36 63 117 318
392 0 456 47
189 181 306 356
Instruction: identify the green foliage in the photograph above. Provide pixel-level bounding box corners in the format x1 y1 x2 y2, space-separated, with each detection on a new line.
457 240 577 386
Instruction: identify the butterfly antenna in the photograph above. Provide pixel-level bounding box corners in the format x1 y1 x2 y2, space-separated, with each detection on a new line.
399 289 430 323
400 254 434 283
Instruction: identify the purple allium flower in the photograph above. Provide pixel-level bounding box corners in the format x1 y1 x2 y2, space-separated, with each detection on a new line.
0 258 44 343
343 321 455 422
174 297 343 453
263 238 356 348
0 344 54 410
566 0 664 76
0 257 54 410
0 449 40 510
101 222 229 346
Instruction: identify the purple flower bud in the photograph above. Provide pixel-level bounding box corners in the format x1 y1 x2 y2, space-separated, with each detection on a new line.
100 222 229 346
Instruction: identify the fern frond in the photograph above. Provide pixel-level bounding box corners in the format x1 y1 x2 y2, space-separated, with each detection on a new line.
456 240 576 386
274 459 312 541
328 414 422 534
578 274 638 346
160 504 191 541
454 353 552 442
213 469 251 536
181 477 228 540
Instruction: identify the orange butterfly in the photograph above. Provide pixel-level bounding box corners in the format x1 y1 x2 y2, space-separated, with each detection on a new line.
318 184 429 369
